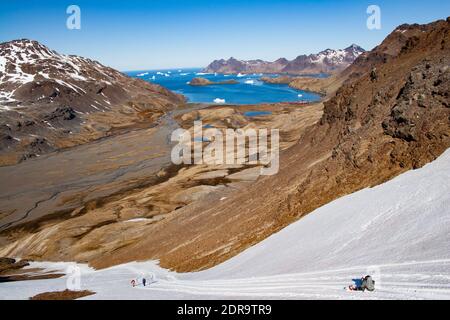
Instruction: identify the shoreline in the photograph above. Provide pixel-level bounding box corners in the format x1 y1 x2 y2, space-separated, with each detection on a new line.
128 69 325 105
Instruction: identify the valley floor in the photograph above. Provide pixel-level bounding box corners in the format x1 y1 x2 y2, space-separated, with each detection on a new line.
1 148 449 300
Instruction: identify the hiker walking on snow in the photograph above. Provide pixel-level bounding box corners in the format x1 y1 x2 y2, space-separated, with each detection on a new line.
143 278 147 287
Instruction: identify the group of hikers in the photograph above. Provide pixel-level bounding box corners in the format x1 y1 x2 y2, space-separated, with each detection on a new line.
129 274 376 292
131 275 156 288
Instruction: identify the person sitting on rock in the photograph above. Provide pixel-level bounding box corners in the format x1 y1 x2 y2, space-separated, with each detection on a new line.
348 275 375 292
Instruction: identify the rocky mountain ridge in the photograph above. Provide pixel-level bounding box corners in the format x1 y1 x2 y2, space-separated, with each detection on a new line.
203 44 365 74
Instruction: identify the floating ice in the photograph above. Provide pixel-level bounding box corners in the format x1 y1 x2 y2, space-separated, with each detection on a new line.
213 98 226 104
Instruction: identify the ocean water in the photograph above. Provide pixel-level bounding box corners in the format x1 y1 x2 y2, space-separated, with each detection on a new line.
126 68 323 105
243 111 273 117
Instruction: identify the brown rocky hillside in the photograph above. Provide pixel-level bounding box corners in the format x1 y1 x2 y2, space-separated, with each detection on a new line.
94 18 449 271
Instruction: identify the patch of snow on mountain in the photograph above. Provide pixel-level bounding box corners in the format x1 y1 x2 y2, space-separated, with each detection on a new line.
0 56 6 73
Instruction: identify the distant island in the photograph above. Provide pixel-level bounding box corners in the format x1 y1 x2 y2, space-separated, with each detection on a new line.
188 77 238 86
203 44 365 75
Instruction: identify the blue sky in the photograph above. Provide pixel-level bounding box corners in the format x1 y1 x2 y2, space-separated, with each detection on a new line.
0 0 449 71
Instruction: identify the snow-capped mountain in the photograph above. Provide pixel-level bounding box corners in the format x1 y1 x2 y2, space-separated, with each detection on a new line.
0 39 184 165
202 44 365 74
283 44 365 73
0 39 182 109
0 39 118 105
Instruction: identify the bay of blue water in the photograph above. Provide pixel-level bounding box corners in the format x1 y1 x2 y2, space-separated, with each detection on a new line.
126 68 322 105
244 111 273 117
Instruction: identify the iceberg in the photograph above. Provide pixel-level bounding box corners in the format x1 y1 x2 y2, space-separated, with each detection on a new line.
213 98 226 104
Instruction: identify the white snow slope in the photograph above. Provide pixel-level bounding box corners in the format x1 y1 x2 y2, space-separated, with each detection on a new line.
1 149 450 300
